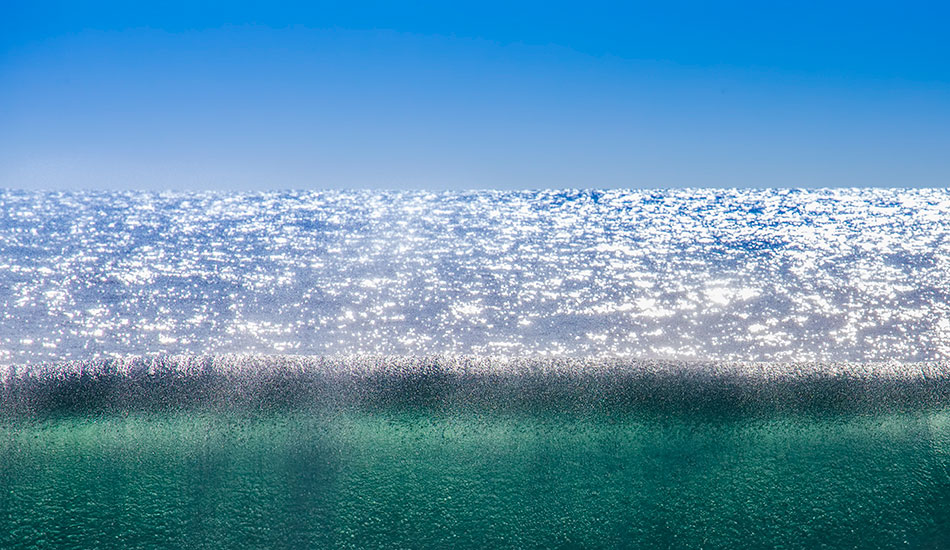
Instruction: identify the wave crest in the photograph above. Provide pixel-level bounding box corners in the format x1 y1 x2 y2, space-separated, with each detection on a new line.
4 355 950 416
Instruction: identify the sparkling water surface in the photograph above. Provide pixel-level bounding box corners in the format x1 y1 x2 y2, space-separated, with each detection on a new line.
2 188 949 365
4 189 950 549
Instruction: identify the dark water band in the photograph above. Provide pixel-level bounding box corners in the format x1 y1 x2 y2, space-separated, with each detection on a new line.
4 355 950 416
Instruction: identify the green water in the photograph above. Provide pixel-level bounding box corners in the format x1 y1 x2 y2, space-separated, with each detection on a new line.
2 410 950 549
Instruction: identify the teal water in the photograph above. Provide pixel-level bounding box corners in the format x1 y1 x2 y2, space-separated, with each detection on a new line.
3 409 950 549
5 189 950 548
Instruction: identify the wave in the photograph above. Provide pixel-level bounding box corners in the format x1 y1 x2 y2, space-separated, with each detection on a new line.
4 355 950 416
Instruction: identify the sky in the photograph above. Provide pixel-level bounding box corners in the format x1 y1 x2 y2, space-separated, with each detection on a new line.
2 1 949 190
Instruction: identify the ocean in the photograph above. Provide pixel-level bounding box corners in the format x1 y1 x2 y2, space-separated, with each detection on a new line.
2 188 950 548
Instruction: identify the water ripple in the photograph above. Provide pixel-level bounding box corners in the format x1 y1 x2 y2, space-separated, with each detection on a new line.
1 188 948 364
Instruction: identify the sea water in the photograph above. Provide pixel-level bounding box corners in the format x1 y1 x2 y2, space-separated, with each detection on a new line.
2 188 949 364
2 189 950 548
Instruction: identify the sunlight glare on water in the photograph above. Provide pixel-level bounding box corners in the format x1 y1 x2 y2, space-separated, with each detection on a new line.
1 188 949 365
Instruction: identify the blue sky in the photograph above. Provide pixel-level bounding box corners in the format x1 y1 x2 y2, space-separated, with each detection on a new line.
2 1 949 190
